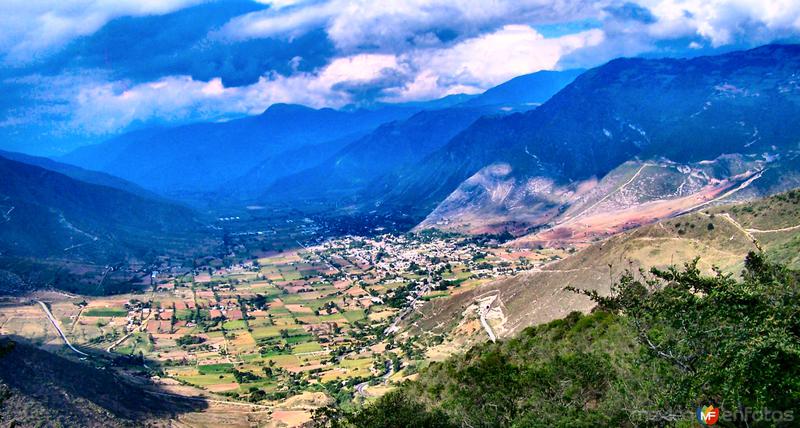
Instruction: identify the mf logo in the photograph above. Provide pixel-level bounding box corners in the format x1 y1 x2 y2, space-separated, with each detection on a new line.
697 405 720 426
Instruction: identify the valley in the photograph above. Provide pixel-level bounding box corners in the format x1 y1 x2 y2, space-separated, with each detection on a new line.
2 37 800 427
0 229 561 425
2 188 798 426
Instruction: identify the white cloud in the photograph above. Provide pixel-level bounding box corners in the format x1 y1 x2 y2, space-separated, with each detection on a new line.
5 0 800 143
643 0 800 46
66 53 403 133
225 0 800 56
393 25 605 100
64 24 606 133
222 0 607 51
0 0 206 64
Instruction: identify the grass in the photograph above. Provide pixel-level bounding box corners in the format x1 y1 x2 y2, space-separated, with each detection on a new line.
197 362 234 374
284 334 314 344
292 341 323 354
83 308 127 317
222 320 248 330
181 373 236 386
342 310 366 323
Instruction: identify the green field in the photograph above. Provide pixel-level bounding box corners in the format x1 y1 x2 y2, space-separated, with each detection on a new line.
83 308 128 317
198 363 234 374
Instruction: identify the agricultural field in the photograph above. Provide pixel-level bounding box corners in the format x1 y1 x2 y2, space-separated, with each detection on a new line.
0 231 560 419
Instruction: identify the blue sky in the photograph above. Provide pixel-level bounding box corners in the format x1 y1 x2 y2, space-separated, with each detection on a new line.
1 0 800 155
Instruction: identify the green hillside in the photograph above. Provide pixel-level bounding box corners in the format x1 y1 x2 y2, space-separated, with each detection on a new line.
321 252 800 427
407 190 800 340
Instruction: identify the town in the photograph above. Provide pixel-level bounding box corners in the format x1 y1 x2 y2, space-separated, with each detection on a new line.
0 229 567 424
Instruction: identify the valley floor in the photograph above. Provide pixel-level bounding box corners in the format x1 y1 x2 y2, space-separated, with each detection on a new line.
0 230 564 426
2 191 799 427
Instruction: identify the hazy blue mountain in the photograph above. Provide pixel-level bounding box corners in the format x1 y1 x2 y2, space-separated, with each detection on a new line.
260 106 495 203
0 155 205 263
461 69 585 110
369 44 800 221
61 103 421 197
0 149 158 200
255 69 585 205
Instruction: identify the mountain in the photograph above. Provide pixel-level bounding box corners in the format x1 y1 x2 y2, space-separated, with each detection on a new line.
409 189 800 345
220 133 359 200
0 155 209 293
60 103 422 197
461 68 585 110
58 69 585 205
256 69 585 207
372 44 800 233
0 149 158 200
343 250 799 428
260 106 497 205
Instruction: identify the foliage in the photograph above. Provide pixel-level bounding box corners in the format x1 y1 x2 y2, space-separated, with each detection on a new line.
589 252 800 412
323 253 800 427
175 334 205 347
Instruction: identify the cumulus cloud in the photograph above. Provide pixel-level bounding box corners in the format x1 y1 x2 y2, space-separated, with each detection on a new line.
4 0 800 152
222 0 607 51
224 0 800 57
0 0 206 64
63 25 606 133
642 0 800 47
65 53 405 133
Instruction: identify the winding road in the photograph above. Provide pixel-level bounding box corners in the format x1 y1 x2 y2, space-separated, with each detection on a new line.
36 300 89 357
477 294 498 342
355 361 394 397
747 224 800 233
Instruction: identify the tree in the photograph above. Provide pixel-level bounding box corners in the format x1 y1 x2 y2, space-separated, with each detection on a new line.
313 391 454 428
338 253 800 427
579 252 800 412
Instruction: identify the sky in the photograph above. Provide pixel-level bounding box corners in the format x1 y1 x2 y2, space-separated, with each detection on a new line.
1 0 800 155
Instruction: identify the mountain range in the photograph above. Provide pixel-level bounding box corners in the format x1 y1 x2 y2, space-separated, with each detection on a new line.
6 44 800 295
372 44 800 238
58 69 586 204
0 154 208 294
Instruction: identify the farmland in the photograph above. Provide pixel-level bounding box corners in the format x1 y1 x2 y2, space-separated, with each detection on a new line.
0 230 563 422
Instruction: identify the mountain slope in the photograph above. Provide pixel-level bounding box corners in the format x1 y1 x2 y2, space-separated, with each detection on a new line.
0 157 209 276
0 149 158 200
61 103 420 196
375 44 800 231
261 106 496 204
0 337 205 427
408 190 800 343
256 69 584 208
461 68 585 109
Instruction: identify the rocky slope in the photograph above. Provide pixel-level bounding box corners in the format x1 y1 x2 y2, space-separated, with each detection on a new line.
408 189 800 343
384 44 800 234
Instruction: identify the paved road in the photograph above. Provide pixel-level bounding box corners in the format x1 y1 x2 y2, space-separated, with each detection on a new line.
355 361 394 398
36 300 89 357
477 294 498 342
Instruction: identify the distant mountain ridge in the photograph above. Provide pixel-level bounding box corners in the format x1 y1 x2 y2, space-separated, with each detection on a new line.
256 69 586 205
261 106 496 204
58 69 585 204
60 103 424 196
0 154 208 294
461 69 585 109
0 149 158 200
373 44 800 235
